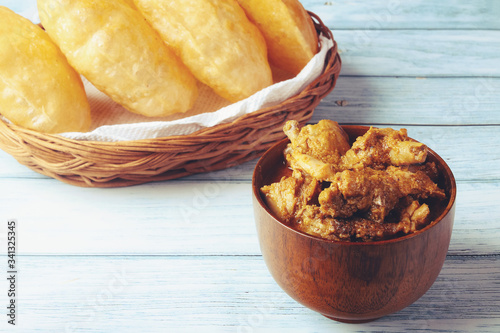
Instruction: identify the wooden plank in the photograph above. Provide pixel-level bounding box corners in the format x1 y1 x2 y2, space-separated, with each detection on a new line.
394 126 500 182
0 178 260 256
11 255 500 332
1 178 498 256
315 77 500 125
183 125 500 183
332 30 500 77
1 125 500 181
301 0 500 30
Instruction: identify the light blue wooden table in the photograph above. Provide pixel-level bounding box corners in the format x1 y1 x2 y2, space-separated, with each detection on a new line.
1 0 499 332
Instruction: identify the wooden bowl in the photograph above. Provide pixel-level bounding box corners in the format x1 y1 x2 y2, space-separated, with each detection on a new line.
252 125 456 323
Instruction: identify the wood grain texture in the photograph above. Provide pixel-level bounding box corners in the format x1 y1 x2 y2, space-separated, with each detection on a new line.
0 1 499 331
301 0 500 30
333 30 500 77
9 255 500 332
2 125 500 181
0 177 497 256
315 77 500 125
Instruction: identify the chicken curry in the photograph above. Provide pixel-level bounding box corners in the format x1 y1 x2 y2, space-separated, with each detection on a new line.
260 120 447 242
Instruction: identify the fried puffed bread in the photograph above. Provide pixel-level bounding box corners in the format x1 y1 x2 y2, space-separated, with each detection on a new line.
236 0 319 75
38 0 198 117
0 6 91 133
133 0 273 102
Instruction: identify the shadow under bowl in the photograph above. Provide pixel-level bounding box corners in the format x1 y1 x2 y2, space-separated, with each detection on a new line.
252 125 456 323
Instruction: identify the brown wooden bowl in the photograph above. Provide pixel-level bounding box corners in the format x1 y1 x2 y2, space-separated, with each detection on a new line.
252 125 456 323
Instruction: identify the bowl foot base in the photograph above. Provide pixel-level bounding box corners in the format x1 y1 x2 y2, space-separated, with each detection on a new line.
323 314 380 323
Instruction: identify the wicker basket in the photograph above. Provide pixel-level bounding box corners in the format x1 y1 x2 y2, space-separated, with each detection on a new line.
0 12 341 188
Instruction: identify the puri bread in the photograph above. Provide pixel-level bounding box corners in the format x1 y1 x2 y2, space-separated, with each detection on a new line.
0 6 91 133
133 0 273 103
37 0 198 117
236 0 319 75
121 0 137 8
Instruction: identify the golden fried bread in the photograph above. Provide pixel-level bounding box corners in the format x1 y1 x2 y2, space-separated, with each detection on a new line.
38 0 198 117
236 0 319 75
133 0 273 102
121 0 137 8
0 6 91 133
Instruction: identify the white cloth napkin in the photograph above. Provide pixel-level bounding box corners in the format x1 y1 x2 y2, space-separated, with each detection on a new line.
61 35 332 142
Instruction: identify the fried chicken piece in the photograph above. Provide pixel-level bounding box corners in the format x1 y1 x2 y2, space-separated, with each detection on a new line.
402 161 440 182
284 120 351 164
386 166 446 200
293 205 404 241
319 168 402 222
260 170 321 223
293 205 341 240
295 199 431 242
396 199 431 234
283 151 337 183
341 127 427 170
283 120 350 181
318 166 445 223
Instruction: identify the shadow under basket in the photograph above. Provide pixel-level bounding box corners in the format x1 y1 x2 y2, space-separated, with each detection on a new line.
0 12 341 188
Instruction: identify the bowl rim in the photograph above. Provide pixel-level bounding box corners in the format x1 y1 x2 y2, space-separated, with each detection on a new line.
252 124 457 246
